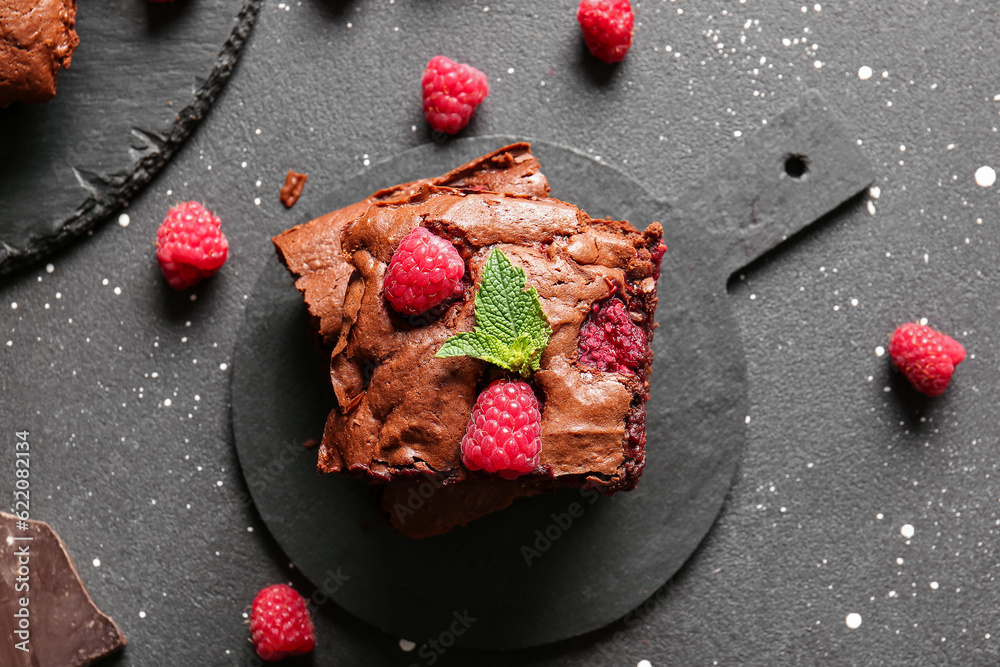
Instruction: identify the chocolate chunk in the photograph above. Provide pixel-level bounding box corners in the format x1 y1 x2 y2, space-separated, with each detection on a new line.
280 169 308 208
0 511 126 666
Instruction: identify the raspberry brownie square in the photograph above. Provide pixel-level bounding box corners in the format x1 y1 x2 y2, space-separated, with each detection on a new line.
274 143 664 537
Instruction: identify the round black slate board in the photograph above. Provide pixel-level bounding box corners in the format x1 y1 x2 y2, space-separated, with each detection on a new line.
231 111 872 650
0 0 261 277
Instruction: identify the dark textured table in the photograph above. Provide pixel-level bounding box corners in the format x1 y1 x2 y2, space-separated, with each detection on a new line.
3 1 999 665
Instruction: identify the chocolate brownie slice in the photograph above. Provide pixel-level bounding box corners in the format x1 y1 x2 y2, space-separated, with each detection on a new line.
274 144 664 537
0 0 79 107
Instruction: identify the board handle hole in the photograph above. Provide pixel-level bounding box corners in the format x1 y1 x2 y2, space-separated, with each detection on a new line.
784 153 809 179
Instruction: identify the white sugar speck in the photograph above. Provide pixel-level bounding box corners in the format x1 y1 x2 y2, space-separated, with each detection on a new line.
118 213 130 227
870 186 881 199
163 399 172 407
10 302 16 310
220 363 229 371
113 287 122 296
254 198 261 206
139 611 147 619
745 415 751 424
216 480 224 487
846 613 862 629
850 298 859 306
974 166 996 187
813 60 823 69
399 639 416 652
734 130 742 137
876 513 884 520
930 581 939 589
867 201 876 215
46 263 55 273
901 524 915 539
858 66 873 80
875 346 885 357
93 558 101 567
638 661 653 667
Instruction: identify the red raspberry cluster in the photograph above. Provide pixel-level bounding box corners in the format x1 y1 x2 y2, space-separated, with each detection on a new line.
577 298 647 374
888 322 965 397
249 584 316 662
461 378 543 480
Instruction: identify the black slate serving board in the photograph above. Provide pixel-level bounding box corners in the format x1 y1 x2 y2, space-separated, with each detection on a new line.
231 91 874 650
0 0 261 276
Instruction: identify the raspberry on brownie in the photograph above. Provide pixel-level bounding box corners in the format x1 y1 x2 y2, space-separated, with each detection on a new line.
273 144 664 538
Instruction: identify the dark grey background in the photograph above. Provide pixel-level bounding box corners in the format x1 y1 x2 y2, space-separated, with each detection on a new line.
2 1 999 665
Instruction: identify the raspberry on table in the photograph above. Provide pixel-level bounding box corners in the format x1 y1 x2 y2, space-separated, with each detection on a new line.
577 0 634 64
155 201 228 290
888 322 966 397
461 378 543 480
422 56 489 135
383 226 465 316
250 584 316 662
577 298 647 374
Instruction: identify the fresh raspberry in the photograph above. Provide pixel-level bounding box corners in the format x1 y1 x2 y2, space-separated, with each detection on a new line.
422 56 489 135
250 584 316 662
383 227 465 316
461 378 543 480
578 298 647 373
888 322 966 397
155 201 228 290
577 0 634 63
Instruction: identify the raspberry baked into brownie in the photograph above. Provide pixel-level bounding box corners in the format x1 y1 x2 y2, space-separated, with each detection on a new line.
273 143 665 537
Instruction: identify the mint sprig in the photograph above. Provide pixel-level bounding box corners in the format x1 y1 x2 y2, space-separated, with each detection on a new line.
435 249 551 376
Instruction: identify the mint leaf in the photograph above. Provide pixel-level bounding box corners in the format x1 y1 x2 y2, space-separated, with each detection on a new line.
435 249 551 376
435 331 511 369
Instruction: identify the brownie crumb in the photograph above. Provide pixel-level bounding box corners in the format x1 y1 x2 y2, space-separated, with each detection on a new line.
280 170 308 208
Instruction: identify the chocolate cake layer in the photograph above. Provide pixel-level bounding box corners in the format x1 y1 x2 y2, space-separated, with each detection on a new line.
0 0 79 107
274 144 662 537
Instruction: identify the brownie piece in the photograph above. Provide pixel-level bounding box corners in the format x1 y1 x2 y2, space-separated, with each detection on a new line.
0 0 79 107
274 144 664 537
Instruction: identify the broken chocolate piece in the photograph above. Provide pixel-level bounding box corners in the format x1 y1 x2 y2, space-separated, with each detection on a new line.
0 511 127 666
280 169 308 208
